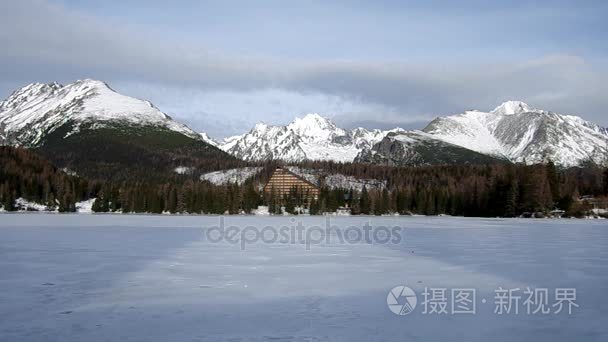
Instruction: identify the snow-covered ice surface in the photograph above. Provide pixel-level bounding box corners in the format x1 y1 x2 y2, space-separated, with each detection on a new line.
0 215 607 341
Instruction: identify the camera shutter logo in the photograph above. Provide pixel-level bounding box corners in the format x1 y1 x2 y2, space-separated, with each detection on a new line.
387 286 417 315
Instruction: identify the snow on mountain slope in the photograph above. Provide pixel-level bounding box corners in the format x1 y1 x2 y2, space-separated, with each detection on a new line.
287 113 343 141
350 127 390 149
0 79 201 146
423 101 608 167
423 110 506 157
219 114 390 162
220 122 307 161
356 130 502 166
492 111 608 166
198 132 217 147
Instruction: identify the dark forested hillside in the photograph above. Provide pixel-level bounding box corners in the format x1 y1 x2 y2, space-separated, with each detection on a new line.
35 121 245 182
0 146 100 211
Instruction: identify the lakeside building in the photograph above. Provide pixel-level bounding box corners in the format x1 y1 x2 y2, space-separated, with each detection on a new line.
263 167 320 201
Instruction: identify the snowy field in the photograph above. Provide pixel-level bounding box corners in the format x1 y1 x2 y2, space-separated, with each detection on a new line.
0 215 607 342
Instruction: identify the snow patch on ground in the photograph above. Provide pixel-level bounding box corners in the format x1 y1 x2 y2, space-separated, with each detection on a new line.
5 198 96 213
75 198 96 213
287 166 386 191
14 198 52 212
252 205 270 215
286 166 321 185
61 168 78 176
174 166 193 175
324 173 386 191
200 167 262 185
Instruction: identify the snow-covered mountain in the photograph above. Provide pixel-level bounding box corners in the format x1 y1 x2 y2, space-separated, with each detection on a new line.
0 79 239 181
2 79 606 168
213 101 607 167
0 79 201 147
214 114 396 162
423 101 608 167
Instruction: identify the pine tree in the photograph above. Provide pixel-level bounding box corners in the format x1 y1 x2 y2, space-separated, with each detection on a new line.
92 196 108 212
242 183 260 213
309 198 320 215
284 194 296 214
360 186 370 215
378 188 390 214
603 168 608 195
504 179 519 217
2 189 15 211
546 160 560 204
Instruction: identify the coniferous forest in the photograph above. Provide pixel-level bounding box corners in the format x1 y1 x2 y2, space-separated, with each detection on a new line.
1 146 607 217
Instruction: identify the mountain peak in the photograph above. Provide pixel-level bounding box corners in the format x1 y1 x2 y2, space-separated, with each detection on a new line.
288 113 336 133
490 101 534 115
73 78 111 88
300 112 325 120
253 122 270 131
218 112 394 162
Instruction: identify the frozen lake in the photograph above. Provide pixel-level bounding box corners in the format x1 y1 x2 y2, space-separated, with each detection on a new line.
0 215 607 341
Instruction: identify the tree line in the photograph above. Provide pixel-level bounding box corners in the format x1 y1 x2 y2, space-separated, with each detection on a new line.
0 146 100 211
1 146 607 217
62 161 608 217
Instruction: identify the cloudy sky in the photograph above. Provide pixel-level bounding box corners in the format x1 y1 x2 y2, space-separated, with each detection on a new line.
1 0 607 138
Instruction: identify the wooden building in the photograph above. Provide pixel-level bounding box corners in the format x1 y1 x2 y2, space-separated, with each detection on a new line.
263 167 320 201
